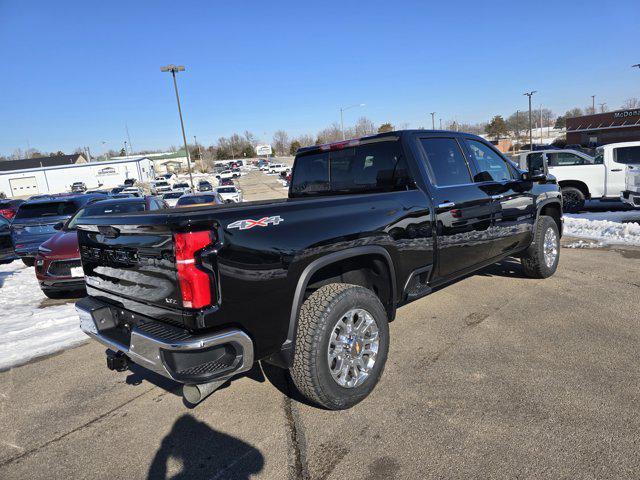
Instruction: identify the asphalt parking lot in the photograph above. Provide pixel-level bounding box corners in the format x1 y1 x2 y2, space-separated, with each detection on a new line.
1 172 639 480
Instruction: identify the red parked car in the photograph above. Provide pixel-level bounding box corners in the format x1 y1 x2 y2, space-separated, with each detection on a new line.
35 196 167 298
0 199 25 220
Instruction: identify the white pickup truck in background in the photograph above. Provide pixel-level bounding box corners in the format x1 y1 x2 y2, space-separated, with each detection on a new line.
518 146 631 212
619 143 640 208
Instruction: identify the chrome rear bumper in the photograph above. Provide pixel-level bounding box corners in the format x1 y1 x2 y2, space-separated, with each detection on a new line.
76 297 254 384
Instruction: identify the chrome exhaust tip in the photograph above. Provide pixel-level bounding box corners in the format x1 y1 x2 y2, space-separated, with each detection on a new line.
183 379 225 405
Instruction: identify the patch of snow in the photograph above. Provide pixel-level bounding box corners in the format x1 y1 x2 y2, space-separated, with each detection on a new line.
0 261 86 370
564 210 640 246
563 240 605 249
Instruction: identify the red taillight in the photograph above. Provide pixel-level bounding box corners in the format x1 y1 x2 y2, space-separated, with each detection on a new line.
0 208 15 219
173 230 214 309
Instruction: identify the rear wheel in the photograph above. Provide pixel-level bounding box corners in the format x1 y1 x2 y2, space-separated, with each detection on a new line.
561 186 585 213
521 215 560 278
290 283 389 410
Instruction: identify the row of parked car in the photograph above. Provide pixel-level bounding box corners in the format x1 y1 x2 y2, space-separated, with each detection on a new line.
513 141 640 212
0 174 245 299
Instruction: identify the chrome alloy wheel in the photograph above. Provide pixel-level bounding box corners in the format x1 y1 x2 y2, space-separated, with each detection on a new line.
327 308 379 388
543 228 558 268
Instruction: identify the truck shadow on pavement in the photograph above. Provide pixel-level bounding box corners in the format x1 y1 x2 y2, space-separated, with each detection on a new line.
473 257 530 279
147 414 264 480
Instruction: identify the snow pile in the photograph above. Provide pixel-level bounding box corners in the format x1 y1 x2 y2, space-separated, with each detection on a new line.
0 261 87 370
564 240 605 249
564 210 640 246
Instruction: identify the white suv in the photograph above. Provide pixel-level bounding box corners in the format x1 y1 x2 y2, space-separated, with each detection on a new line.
215 186 242 203
269 163 289 174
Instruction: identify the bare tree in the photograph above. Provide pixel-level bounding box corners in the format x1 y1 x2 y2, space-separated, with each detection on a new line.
272 130 290 156
316 123 343 144
354 117 376 137
622 97 640 109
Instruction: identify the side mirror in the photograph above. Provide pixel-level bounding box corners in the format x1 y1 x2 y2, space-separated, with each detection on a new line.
53 222 64 230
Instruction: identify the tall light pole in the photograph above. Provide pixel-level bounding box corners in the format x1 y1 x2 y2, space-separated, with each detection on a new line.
523 91 537 149
439 118 442 129
598 102 607 113
161 64 194 189
430 112 436 130
591 95 596 113
340 103 365 140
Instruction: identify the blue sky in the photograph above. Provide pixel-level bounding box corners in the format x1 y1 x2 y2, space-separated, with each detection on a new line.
0 0 638 156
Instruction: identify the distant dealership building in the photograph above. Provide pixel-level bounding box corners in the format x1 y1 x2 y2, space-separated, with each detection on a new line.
111 149 190 173
0 155 154 198
566 108 640 146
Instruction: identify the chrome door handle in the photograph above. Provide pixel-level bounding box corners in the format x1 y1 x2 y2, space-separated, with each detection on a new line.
611 169 622 172
491 194 504 200
438 201 456 209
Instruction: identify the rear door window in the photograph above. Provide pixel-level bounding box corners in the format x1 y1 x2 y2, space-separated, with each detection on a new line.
614 146 640 164
291 140 411 196
419 137 472 186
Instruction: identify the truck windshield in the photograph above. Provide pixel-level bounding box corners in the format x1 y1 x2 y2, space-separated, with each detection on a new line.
290 139 412 197
14 201 78 219
614 146 640 164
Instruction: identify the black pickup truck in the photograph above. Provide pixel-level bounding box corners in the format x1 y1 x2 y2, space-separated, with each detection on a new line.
76 130 562 409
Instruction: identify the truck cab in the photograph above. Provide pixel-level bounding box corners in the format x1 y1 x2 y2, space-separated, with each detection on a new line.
518 148 627 212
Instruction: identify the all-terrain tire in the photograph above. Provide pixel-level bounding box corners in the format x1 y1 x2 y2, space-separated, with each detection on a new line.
289 283 390 410
521 215 560 278
561 186 585 213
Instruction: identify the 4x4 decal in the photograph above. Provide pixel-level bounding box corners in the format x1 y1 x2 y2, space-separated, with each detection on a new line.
228 216 284 230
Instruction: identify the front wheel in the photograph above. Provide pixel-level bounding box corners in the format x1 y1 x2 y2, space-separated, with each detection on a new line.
521 215 560 278
289 283 389 410
561 186 585 213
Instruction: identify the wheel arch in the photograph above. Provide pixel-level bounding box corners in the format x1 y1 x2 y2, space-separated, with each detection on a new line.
280 246 397 364
558 180 590 199
537 200 563 237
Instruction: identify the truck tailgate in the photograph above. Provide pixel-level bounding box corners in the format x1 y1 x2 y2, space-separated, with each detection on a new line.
77 224 182 311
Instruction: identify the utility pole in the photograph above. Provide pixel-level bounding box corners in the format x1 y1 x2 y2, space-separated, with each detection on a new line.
523 91 537 149
339 104 365 140
430 112 436 130
591 95 595 114
599 102 607 113
160 64 194 189
539 105 543 143
439 118 442 129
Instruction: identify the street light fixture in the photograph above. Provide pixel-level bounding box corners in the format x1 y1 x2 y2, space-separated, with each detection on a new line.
161 64 195 189
523 91 537 150
430 112 436 130
340 103 365 140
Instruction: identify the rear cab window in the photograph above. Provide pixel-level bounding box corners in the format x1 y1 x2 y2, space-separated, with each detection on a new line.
14 200 79 219
290 138 414 197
